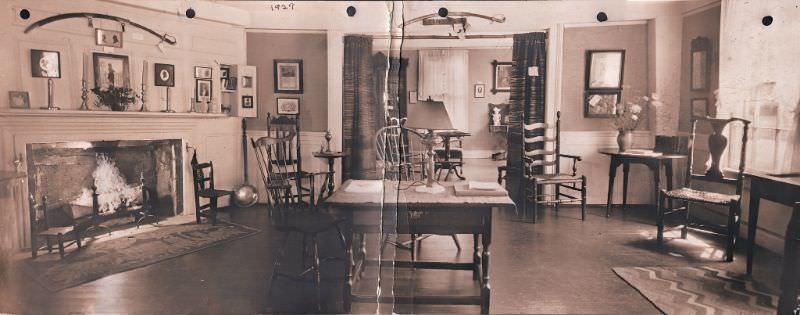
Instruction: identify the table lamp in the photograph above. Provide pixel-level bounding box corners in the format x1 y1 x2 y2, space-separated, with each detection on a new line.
404 100 453 193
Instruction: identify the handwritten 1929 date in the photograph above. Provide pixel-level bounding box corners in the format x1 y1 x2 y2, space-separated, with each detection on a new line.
270 2 295 11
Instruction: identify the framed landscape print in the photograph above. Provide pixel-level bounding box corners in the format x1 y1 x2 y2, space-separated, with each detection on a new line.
154 63 175 87
276 97 299 114
691 98 709 118
584 90 621 118
30 49 61 78
93 53 130 89
273 59 303 94
585 50 625 90
491 60 512 94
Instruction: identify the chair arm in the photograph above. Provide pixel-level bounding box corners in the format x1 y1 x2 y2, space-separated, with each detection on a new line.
559 154 582 161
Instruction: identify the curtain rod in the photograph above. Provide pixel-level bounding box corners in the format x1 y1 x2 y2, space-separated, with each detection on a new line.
372 34 514 40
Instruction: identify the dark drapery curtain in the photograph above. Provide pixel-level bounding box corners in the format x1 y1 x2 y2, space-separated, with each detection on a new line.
506 32 547 204
342 35 381 180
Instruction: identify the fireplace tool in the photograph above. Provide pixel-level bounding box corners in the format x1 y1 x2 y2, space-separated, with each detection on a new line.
232 118 258 207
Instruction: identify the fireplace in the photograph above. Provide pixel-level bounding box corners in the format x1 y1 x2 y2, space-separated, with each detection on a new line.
25 139 184 223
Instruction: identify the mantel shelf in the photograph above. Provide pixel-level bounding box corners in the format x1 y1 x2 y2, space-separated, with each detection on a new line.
0 109 231 119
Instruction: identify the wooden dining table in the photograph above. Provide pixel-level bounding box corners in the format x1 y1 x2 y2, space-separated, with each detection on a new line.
323 179 515 314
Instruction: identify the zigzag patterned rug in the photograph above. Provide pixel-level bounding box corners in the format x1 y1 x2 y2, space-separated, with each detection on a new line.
613 266 778 314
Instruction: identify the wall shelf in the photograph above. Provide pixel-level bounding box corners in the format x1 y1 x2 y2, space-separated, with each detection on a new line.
0 109 230 119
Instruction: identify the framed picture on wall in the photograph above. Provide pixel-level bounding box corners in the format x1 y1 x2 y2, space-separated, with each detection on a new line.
242 95 254 109
196 79 212 101
8 91 30 109
154 63 175 87
95 28 123 48
474 84 486 98
691 98 709 118
93 53 130 89
584 90 621 118
274 59 303 93
277 97 299 115
194 66 212 79
30 49 61 78
491 60 512 94
585 50 625 90
690 37 711 91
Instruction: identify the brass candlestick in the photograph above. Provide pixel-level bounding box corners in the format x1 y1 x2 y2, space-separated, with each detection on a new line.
79 80 89 110
188 97 196 113
41 78 60 110
162 87 174 113
324 130 333 152
139 82 148 112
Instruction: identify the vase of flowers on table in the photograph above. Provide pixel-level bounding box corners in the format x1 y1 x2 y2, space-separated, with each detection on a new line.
613 93 660 152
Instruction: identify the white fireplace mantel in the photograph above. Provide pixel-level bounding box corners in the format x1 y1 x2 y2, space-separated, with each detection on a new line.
0 109 242 240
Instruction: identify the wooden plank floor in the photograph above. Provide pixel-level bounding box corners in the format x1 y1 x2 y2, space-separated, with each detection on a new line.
0 158 785 314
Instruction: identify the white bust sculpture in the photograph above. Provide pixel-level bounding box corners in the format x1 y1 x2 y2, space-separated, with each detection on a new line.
492 106 502 126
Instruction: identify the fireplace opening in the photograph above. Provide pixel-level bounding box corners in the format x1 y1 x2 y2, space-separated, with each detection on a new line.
26 139 184 227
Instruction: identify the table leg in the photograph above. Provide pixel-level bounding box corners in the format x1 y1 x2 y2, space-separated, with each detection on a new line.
342 212 354 313
473 233 480 280
622 162 630 211
777 205 800 314
746 181 761 276
327 158 336 197
665 161 674 210
651 162 661 215
480 211 492 314
606 158 621 217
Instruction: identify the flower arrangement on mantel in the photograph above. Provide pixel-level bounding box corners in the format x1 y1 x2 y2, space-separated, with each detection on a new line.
91 86 139 112
612 93 663 151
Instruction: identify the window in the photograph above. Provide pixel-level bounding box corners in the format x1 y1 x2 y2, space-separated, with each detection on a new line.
720 82 799 174
417 49 470 131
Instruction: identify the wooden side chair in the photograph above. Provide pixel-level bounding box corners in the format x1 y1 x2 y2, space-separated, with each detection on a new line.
520 111 587 223
266 113 323 206
376 122 461 259
191 151 232 226
656 117 750 262
252 132 345 312
29 195 82 259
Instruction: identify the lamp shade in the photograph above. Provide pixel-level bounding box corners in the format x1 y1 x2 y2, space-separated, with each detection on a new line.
405 100 454 130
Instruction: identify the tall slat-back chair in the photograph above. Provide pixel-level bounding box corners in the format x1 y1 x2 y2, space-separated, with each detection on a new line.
251 132 345 312
376 120 461 259
518 111 587 223
657 117 750 262
266 113 319 206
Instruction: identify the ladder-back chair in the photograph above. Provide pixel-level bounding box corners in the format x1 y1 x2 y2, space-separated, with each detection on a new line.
657 117 750 262
501 111 587 223
266 113 319 206
191 151 232 226
251 132 344 312
376 121 461 259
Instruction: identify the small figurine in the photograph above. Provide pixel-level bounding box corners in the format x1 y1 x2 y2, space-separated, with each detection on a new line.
492 106 502 126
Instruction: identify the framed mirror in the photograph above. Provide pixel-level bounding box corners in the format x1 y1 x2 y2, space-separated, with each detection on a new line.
690 37 711 91
585 50 625 90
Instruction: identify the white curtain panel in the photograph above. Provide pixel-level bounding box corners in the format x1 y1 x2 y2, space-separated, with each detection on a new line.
418 49 469 131
718 0 800 173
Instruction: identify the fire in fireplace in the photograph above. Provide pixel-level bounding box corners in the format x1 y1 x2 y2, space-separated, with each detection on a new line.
26 139 184 221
